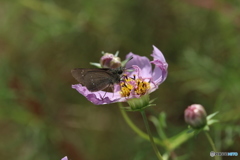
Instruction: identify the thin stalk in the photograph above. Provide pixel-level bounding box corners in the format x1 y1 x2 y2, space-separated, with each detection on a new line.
118 104 163 146
205 131 220 160
141 110 163 160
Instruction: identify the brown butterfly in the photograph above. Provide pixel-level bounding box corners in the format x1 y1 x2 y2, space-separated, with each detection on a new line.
71 67 124 92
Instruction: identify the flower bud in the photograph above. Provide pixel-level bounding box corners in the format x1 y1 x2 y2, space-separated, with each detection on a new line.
124 95 155 111
184 104 207 129
100 53 121 68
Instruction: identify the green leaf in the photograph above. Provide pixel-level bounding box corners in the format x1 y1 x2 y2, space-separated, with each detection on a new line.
159 112 167 128
207 111 219 120
168 129 194 150
207 119 219 126
89 62 102 68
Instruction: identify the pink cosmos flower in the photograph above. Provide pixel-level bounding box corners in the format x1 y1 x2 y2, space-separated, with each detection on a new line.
72 45 168 105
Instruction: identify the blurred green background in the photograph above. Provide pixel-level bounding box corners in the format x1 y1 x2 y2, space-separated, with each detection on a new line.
0 0 240 159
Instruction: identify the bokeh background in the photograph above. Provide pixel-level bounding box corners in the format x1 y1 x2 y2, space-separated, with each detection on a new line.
0 0 240 159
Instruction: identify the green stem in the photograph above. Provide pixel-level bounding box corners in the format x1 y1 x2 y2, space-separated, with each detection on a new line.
118 104 163 146
141 110 163 160
205 132 219 160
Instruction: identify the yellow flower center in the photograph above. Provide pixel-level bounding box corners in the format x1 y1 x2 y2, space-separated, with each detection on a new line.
120 75 150 97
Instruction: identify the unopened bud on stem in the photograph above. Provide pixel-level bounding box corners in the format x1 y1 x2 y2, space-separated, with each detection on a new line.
100 53 121 68
184 104 207 129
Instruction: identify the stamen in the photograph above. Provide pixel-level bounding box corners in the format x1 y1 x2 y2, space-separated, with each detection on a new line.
120 75 150 97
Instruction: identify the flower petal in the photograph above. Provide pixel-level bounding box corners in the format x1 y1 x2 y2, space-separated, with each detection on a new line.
126 52 152 78
151 60 168 85
72 84 125 105
61 156 68 160
151 45 167 62
151 46 168 85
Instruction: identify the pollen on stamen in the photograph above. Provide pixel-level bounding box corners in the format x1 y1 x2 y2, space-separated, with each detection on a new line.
120 76 150 97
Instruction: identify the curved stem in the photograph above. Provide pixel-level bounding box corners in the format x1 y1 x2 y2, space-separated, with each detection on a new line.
141 110 163 160
205 132 219 160
118 104 163 146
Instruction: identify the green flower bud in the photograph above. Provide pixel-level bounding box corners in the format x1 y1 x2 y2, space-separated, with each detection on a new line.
126 95 155 111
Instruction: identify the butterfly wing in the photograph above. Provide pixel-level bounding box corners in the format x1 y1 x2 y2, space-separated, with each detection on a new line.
71 68 87 84
71 68 114 92
84 71 114 91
